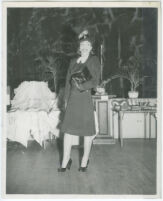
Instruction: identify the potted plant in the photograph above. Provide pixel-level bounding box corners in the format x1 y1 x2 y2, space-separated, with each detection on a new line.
96 76 119 95
96 85 106 95
99 55 144 98
123 55 143 98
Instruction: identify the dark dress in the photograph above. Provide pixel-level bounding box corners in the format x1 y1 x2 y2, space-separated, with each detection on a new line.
61 55 101 136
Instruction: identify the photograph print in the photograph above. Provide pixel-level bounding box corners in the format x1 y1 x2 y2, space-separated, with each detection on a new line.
2 1 161 198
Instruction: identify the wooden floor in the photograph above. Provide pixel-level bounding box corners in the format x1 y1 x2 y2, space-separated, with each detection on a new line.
6 139 156 195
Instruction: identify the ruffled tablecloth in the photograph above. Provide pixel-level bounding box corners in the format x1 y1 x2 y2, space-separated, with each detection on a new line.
7 81 61 147
11 81 57 112
7 110 60 147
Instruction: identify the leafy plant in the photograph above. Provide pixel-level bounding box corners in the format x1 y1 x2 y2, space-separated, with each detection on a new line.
35 55 62 92
100 55 144 92
121 55 144 91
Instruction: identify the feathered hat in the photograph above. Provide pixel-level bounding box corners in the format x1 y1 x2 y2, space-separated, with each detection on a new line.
78 30 94 44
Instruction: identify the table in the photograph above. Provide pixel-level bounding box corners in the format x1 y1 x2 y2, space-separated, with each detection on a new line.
113 109 157 147
7 110 60 148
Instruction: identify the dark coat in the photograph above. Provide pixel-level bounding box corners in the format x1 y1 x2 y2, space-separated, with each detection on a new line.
61 55 101 136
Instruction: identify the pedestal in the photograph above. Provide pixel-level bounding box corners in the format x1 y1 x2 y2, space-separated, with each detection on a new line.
92 95 116 144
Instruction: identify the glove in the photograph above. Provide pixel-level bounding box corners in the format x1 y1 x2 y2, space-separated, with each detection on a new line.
72 79 85 92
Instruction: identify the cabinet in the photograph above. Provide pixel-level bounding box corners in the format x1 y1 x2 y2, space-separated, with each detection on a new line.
110 98 157 140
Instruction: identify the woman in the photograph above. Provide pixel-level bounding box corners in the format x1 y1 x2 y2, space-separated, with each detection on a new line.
58 30 100 172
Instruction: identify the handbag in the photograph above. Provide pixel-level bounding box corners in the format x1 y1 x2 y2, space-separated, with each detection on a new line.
70 65 92 85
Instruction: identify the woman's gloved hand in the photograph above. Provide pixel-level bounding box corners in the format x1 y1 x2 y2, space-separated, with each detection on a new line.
73 79 85 92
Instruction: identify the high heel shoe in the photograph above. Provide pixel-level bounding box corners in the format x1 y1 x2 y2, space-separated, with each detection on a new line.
78 159 89 172
58 158 72 172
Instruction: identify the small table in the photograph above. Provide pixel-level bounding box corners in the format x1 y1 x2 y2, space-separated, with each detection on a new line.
114 108 157 147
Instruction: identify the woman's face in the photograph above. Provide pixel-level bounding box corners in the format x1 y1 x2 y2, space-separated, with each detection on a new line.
79 41 92 56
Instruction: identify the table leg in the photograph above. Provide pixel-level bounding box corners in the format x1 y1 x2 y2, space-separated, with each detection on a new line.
119 111 123 147
144 113 147 138
152 112 157 139
112 111 114 139
149 113 151 139
155 116 157 139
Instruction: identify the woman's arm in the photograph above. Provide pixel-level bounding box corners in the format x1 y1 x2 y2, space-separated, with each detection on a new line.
64 59 75 105
80 56 101 90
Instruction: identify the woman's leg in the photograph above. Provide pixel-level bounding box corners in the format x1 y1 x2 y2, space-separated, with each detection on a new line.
81 136 93 167
61 133 73 168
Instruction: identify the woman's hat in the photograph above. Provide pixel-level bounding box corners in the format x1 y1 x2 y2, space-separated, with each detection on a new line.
78 30 94 44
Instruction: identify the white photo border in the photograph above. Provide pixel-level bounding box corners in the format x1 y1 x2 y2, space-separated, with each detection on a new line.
1 1 162 199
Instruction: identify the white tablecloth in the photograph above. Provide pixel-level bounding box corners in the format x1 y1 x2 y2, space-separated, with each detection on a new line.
7 110 60 147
